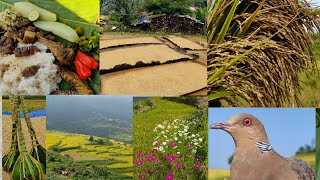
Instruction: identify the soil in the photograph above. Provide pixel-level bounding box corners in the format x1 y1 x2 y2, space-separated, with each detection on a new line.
2 116 46 180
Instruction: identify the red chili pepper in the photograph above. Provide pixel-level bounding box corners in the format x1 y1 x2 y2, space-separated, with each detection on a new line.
75 58 91 80
76 50 99 70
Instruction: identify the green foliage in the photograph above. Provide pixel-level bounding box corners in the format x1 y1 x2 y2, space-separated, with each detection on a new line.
143 0 193 15
133 97 208 179
316 109 320 179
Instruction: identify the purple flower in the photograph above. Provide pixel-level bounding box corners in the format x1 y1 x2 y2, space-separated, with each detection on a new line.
154 158 160 165
194 163 201 169
169 142 177 147
146 156 155 161
166 172 174 180
135 160 143 166
155 141 161 146
152 148 158 153
206 167 208 171
139 174 146 179
175 162 182 168
167 155 176 162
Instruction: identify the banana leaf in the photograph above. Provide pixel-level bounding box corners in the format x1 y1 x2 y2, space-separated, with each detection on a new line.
0 1 100 94
2 0 99 23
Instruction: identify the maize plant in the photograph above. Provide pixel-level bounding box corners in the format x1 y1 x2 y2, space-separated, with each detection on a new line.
207 0 320 107
2 96 45 180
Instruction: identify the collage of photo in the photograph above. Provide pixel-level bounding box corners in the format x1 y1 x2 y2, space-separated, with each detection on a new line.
0 0 320 179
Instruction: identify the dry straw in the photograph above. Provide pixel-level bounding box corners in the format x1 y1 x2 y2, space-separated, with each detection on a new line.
208 0 320 107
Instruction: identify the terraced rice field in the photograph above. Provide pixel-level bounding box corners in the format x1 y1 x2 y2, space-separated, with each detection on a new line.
46 131 133 179
100 33 206 96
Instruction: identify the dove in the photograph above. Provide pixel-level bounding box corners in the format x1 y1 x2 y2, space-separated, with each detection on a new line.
210 113 315 180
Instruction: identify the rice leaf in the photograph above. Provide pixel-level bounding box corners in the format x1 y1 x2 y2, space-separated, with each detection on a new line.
215 0 239 44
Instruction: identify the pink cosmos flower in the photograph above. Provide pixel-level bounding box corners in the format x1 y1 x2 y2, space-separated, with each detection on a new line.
146 156 155 161
175 162 182 168
167 155 176 162
139 174 146 179
206 167 208 171
135 160 143 166
166 172 174 180
194 163 201 169
155 141 161 146
169 142 177 147
185 144 193 149
152 148 158 153
154 158 160 165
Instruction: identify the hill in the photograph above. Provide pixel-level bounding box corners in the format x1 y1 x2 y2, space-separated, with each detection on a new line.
46 130 133 179
46 96 132 143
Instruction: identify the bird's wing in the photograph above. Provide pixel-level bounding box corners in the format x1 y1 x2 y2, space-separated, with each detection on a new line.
289 159 315 180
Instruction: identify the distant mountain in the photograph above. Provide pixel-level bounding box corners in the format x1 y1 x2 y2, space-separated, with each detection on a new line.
46 96 133 143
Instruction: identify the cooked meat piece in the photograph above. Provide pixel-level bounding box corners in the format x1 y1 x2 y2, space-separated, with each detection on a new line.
16 18 32 28
0 36 15 54
21 65 40 78
13 45 40 57
58 66 94 95
50 90 78 95
37 33 74 65
26 26 36 32
4 27 23 42
45 34 55 41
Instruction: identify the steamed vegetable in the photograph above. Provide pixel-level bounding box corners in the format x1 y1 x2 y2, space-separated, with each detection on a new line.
34 21 79 42
13 1 56 21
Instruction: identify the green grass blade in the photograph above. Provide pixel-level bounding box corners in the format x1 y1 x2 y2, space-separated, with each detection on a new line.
215 0 239 44
208 91 235 101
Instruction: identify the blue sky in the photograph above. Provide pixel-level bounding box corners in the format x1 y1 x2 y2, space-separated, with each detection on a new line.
208 108 316 170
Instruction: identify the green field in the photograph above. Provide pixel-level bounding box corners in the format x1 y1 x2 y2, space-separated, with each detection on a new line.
2 99 46 112
209 153 315 180
209 169 230 180
133 98 198 151
46 130 133 179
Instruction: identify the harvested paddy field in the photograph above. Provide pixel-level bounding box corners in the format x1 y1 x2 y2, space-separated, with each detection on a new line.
2 116 46 180
100 33 206 96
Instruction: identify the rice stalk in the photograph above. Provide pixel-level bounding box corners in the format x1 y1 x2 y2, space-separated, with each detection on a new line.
208 0 320 107
2 96 20 172
20 96 46 170
11 97 45 180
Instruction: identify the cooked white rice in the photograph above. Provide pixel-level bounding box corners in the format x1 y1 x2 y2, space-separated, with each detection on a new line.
0 42 61 95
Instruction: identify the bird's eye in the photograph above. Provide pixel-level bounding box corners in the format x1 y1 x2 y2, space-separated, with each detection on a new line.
242 118 252 127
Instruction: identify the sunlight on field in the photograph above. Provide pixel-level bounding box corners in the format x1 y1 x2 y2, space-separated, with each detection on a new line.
209 169 230 180
47 131 133 168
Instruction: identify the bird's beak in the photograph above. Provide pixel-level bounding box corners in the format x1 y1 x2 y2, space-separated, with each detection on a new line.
210 122 232 129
